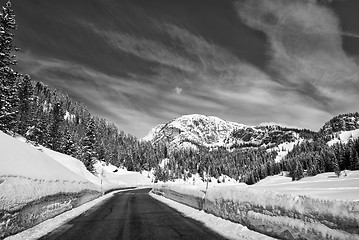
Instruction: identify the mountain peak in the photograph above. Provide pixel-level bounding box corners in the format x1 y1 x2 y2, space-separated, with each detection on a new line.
142 114 308 153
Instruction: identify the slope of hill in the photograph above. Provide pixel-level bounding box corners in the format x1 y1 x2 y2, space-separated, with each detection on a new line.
0 131 152 238
320 112 359 139
0 131 100 212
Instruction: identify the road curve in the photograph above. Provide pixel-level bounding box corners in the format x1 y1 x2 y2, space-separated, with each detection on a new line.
40 188 227 240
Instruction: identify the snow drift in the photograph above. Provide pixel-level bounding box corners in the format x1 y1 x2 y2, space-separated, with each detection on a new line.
153 181 359 240
0 131 101 238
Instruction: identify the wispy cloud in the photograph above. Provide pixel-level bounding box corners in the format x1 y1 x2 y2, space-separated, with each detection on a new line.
235 0 359 98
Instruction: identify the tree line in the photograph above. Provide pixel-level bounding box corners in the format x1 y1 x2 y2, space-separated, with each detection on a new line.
154 146 281 185
281 137 359 180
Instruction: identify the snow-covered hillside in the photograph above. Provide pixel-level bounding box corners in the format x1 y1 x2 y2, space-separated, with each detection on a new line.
320 112 359 137
143 114 307 153
0 130 152 238
142 114 246 147
0 131 99 211
327 129 359 146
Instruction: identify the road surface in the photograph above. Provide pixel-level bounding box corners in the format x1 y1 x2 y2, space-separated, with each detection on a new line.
40 188 227 240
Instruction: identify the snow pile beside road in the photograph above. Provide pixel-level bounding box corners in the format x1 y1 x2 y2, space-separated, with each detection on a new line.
153 173 359 240
150 192 276 240
152 184 206 209
0 131 101 238
0 131 99 211
204 186 359 240
41 148 127 191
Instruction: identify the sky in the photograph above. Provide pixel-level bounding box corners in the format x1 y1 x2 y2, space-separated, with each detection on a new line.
5 0 359 138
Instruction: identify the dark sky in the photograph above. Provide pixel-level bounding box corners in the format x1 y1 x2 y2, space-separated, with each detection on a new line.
5 0 359 137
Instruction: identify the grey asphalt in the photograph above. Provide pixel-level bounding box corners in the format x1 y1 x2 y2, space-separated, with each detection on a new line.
39 188 227 240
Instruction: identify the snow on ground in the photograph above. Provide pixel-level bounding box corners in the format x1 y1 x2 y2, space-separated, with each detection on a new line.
42 147 153 189
0 131 99 211
153 171 359 240
1 130 154 238
159 168 359 202
149 192 276 240
267 138 303 163
253 170 359 201
0 130 152 210
5 189 130 240
327 129 359 146
95 164 153 187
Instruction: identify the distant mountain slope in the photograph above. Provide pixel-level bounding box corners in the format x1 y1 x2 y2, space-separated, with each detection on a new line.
320 112 359 141
142 114 314 153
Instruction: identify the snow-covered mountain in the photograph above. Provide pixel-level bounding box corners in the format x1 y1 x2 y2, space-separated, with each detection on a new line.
142 114 309 152
320 112 359 145
320 112 359 136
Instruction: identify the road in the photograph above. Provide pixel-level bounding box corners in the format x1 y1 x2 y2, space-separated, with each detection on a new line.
40 188 227 240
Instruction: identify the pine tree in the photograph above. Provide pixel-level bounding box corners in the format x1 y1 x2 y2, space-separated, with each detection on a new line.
81 118 97 173
349 148 359 170
48 102 64 151
61 126 77 156
334 158 340 177
0 1 18 69
0 0 18 132
17 74 34 134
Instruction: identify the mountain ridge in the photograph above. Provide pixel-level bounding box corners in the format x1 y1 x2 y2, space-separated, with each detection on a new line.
142 114 315 153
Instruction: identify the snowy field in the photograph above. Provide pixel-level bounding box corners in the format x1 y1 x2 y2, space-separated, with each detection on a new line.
252 170 359 201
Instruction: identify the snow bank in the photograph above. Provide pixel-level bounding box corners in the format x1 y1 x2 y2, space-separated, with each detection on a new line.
150 192 276 240
6 189 132 240
0 130 152 238
153 182 359 240
0 131 99 211
204 186 359 240
152 184 206 209
0 131 101 238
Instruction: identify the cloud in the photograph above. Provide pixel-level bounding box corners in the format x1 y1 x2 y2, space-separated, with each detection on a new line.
235 0 359 107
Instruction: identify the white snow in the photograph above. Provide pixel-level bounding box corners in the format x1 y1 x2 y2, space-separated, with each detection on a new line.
327 129 359 146
63 111 75 121
149 192 276 240
253 170 359 201
0 131 99 211
41 147 104 186
153 171 359 240
1 130 155 238
269 140 301 162
0 130 152 210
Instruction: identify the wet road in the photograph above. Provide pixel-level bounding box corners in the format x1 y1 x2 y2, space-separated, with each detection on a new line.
40 188 226 240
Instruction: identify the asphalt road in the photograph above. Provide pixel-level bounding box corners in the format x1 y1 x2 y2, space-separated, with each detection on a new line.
40 188 227 240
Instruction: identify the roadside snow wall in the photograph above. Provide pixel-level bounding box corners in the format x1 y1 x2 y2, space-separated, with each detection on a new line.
152 184 359 240
152 184 205 210
0 189 101 239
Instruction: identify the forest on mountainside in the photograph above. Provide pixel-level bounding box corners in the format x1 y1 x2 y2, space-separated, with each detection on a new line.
281 113 359 181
